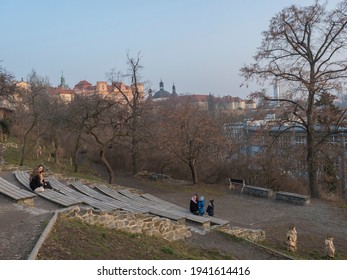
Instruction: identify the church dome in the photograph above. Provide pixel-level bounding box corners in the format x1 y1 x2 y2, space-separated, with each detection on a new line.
153 79 174 98
153 89 172 98
75 80 92 87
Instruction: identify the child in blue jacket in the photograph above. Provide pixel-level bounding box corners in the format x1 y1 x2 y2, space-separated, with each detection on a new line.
198 195 205 216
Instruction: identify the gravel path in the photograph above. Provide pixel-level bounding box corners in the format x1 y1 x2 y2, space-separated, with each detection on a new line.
114 175 347 259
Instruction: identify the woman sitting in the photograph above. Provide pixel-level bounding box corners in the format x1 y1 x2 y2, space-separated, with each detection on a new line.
29 164 52 192
190 194 199 215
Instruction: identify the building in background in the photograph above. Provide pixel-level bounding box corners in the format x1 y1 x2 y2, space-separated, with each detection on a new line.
49 74 144 103
151 79 256 111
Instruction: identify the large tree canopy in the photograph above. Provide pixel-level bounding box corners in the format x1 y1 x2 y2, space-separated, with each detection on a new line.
241 0 347 197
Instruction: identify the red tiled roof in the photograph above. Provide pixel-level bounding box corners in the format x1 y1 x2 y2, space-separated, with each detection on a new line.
190 95 209 102
48 86 74 95
221 96 243 102
74 80 92 88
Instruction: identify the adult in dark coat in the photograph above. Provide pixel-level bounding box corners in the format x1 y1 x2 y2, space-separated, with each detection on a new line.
29 164 52 192
190 194 199 215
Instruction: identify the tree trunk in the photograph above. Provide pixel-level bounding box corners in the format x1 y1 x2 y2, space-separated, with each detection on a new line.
131 127 139 175
100 148 116 184
19 116 38 166
307 129 320 198
131 114 139 175
189 161 198 184
72 135 81 173
53 140 61 168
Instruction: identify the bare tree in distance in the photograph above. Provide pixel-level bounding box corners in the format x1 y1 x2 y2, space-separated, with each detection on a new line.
83 95 129 184
40 94 70 169
64 95 94 173
241 1 347 198
108 52 148 175
14 70 50 166
156 97 225 184
0 64 16 100
0 64 16 141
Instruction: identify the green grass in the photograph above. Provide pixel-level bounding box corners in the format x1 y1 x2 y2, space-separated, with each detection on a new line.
3 146 22 165
37 217 235 260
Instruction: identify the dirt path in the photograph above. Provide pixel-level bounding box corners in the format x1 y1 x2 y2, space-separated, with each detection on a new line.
0 171 59 260
0 195 53 259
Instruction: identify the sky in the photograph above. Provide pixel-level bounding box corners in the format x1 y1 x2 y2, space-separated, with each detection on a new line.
0 0 343 98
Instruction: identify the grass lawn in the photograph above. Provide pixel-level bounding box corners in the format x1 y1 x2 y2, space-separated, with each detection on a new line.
37 216 234 260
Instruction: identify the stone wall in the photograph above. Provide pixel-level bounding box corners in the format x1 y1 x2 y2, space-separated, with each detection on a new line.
62 207 192 241
219 226 266 242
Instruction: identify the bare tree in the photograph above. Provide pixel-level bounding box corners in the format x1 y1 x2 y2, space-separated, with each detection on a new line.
63 95 93 173
241 1 347 197
155 97 225 184
0 65 16 141
40 95 70 169
82 95 128 183
109 52 148 175
13 70 50 166
0 64 16 99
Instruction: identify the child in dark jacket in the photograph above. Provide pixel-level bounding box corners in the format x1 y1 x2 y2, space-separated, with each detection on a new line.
206 200 214 216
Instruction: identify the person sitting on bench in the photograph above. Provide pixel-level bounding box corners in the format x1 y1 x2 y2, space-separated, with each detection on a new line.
190 193 199 215
29 164 52 192
198 195 205 216
206 199 214 216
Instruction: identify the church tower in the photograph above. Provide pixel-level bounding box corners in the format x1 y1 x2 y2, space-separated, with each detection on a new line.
60 71 67 89
172 82 178 96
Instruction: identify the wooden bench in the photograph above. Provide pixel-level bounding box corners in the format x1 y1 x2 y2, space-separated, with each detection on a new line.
95 184 186 222
206 216 230 226
70 181 117 202
47 177 119 212
227 178 246 190
275 191 310 205
13 171 81 207
140 193 212 227
141 193 186 211
144 194 229 226
116 188 180 217
69 181 148 213
0 176 36 204
118 189 154 205
241 185 273 198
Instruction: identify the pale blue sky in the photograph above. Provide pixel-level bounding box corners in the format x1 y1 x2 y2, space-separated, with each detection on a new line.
0 0 342 98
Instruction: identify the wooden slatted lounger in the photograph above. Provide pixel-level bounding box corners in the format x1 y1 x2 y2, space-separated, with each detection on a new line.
69 181 148 213
95 184 186 222
0 175 36 204
13 170 81 207
47 177 121 212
